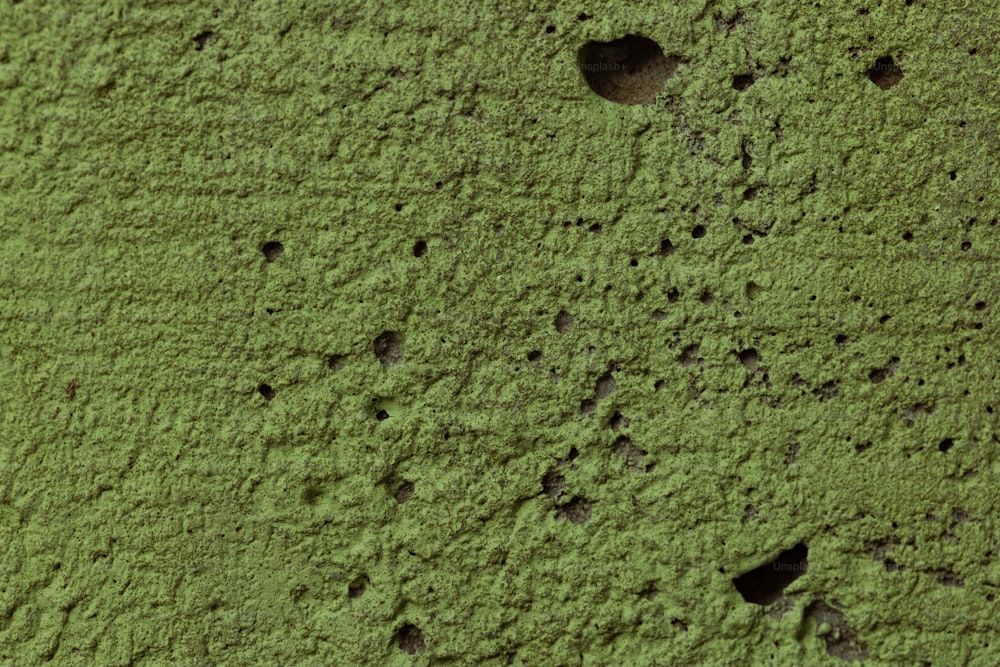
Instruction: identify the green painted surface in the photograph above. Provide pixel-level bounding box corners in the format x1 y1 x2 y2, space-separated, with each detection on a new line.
2 1 999 664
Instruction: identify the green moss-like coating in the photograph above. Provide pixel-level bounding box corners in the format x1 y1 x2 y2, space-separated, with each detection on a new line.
2 1 999 664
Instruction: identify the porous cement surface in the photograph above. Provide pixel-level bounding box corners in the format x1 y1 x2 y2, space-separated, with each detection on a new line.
2 1 999 665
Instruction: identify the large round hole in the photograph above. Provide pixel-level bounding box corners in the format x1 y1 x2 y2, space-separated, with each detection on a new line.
577 35 674 105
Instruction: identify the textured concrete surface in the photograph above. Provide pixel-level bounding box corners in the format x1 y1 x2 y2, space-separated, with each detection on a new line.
2 1 999 665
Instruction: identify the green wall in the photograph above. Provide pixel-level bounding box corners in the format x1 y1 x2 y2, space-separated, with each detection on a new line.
2 0 998 664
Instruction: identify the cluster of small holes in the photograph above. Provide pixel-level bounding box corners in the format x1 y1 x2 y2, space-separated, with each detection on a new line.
575 33 909 105
257 242 286 399
539 447 590 523
239 27 992 658
257 239 421 402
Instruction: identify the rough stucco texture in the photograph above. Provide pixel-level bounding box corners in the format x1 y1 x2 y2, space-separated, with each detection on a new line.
2 0 1000 665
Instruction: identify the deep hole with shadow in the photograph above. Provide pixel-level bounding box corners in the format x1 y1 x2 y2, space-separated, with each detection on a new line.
577 35 676 105
733 542 808 605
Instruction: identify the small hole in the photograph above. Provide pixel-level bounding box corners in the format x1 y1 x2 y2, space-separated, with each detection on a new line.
939 438 954 452
394 203 403 212
376 410 389 421
262 241 284 262
193 31 214 51
545 25 556 34
554 495 591 524
374 331 404 368
737 348 760 371
527 350 542 362
348 577 367 598
555 311 574 333
258 384 275 401
867 56 903 90
733 74 754 91
413 240 428 257
692 225 706 238
395 482 414 503
629 259 639 267
961 241 971 251
950 171 957 181
396 623 426 654
660 239 675 256
742 234 754 245
903 231 913 241
542 469 565 499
